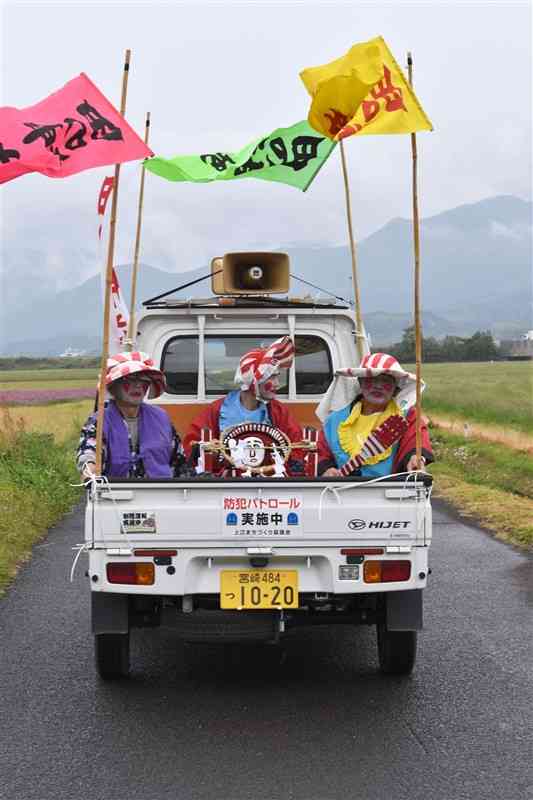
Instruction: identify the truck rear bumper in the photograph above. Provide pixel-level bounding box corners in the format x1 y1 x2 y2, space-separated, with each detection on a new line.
91 588 423 640
88 546 429 596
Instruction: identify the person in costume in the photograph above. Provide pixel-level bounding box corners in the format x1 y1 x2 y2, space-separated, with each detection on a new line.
317 352 433 477
77 351 192 479
183 336 304 475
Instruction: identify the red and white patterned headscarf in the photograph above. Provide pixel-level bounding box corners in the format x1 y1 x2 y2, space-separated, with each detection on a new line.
234 336 295 397
104 351 166 399
316 352 422 422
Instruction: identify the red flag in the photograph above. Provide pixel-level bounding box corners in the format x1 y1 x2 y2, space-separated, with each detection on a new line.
97 176 114 239
109 268 129 352
0 73 153 184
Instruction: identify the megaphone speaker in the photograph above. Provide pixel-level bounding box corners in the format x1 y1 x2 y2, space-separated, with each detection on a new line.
211 252 289 295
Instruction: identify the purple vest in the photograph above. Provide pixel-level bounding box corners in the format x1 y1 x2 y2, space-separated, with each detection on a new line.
103 402 173 478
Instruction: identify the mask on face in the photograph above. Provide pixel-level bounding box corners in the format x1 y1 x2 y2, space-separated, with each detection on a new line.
113 376 151 406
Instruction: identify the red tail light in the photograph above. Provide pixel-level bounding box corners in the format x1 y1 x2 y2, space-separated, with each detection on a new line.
107 562 154 585
382 560 411 582
363 560 411 583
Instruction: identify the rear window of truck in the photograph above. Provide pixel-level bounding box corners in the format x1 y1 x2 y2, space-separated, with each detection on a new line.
162 335 332 396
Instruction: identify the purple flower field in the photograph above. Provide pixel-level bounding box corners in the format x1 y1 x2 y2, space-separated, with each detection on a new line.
0 387 95 406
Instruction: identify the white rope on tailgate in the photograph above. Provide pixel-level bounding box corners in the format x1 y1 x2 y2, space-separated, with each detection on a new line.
317 469 431 522
68 472 135 582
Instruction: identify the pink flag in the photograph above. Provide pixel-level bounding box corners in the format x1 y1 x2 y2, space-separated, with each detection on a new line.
0 73 153 184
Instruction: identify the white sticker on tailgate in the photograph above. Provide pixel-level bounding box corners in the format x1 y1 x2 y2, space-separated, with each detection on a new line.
121 511 157 534
222 495 302 537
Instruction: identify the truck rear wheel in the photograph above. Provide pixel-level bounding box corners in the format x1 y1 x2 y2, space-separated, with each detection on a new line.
376 625 417 675
95 633 130 679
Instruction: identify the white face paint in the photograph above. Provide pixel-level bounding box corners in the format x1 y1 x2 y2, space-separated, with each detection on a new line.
241 436 266 467
113 375 151 406
256 372 280 401
359 374 396 408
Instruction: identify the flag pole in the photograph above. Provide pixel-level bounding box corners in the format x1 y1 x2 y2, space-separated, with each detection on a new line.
95 49 132 475
407 51 423 469
339 139 365 361
126 110 151 350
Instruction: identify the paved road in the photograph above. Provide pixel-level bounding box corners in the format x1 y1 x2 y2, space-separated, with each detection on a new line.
1 502 532 800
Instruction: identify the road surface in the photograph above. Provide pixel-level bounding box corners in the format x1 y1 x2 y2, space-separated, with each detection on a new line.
1 501 531 800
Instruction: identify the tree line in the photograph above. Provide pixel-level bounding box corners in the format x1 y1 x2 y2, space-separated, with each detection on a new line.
387 327 501 363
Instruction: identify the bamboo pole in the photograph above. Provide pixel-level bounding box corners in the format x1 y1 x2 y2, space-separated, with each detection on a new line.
339 139 365 361
95 49 132 475
407 51 423 469
126 110 151 349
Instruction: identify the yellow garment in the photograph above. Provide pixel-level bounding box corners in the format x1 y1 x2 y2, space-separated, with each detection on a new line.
300 36 433 141
338 399 401 464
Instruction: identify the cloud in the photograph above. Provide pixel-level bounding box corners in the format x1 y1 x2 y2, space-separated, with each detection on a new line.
2 1 531 297
489 220 532 242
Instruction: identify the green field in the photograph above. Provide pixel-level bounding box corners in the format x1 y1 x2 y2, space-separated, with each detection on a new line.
0 367 97 386
2 361 531 432
407 362 533 435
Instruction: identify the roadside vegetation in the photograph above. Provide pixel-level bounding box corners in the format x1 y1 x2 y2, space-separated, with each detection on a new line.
428 426 533 548
410 360 533 548
0 404 87 594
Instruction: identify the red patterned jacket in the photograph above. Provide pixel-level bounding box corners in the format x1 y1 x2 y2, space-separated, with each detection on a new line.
183 396 305 476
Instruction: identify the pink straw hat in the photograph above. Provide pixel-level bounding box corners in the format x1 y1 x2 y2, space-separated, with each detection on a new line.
102 351 166 399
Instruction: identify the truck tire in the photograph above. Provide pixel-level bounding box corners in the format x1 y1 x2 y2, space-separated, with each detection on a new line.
376 624 417 675
95 632 130 679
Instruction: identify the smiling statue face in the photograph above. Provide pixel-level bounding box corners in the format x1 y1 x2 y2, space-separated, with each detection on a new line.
359 374 397 408
241 436 266 467
113 375 151 406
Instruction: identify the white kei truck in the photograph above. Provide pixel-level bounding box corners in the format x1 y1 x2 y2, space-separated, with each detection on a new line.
85 253 433 679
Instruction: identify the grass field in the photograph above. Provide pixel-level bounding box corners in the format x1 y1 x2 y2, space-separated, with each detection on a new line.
0 379 95 391
407 362 533 435
0 368 97 384
1 401 93 443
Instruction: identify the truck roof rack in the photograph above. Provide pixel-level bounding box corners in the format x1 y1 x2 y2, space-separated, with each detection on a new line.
143 296 350 310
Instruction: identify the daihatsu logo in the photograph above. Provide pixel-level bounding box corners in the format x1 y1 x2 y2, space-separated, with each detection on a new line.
348 519 366 531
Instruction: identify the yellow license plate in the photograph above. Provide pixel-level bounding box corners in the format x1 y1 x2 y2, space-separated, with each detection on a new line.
220 570 299 609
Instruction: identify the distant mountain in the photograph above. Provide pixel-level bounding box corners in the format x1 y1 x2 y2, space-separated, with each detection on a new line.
2 195 531 355
285 194 531 323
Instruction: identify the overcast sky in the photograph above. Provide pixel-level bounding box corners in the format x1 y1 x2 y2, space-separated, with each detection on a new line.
1 0 531 296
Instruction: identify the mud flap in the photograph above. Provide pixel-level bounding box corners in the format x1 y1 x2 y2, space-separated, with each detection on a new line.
386 589 423 631
91 592 129 634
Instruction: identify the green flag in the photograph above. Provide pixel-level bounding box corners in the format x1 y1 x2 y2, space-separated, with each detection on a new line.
144 120 336 192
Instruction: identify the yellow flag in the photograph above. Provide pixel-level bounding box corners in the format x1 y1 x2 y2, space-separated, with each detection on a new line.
300 36 433 141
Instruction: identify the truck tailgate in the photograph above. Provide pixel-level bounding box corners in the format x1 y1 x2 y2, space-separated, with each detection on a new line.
87 479 431 548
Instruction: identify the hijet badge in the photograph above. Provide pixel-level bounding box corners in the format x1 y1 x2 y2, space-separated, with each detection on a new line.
222 494 302 537
121 511 157 534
